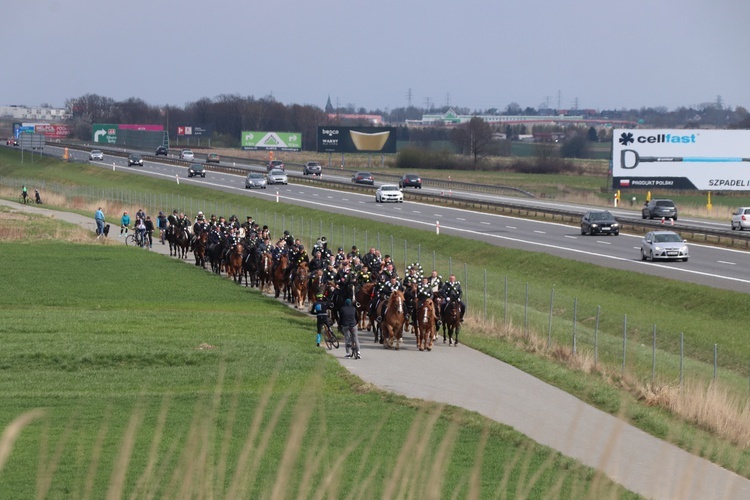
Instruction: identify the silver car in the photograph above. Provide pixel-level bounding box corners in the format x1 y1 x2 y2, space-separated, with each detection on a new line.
245 172 267 189
730 207 750 230
266 169 288 185
640 231 689 262
89 150 104 161
375 184 404 203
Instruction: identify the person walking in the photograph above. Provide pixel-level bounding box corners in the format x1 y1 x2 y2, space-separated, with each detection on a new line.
21 185 28 204
94 207 105 237
120 211 131 237
339 298 360 359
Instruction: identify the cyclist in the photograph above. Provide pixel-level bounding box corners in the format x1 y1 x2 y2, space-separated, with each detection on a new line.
310 292 333 348
134 216 147 247
120 211 131 237
21 185 28 204
144 215 155 248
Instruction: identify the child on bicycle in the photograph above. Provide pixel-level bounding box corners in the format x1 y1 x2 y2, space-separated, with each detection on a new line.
310 293 333 348
135 217 147 247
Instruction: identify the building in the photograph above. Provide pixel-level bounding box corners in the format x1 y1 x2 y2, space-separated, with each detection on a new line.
0 105 69 121
406 109 637 128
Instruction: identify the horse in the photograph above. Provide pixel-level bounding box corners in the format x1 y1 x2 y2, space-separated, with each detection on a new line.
292 262 309 309
442 299 461 346
272 254 288 299
207 239 224 274
243 245 261 288
226 243 244 284
193 231 208 268
308 270 324 304
380 290 407 350
355 282 375 331
173 227 191 260
403 282 419 334
257 250 273 293
416 298 438 351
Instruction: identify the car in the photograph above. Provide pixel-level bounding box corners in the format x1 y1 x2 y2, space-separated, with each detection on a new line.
266 169 288 185
155 146 169 156
89 150 104 161
6 138 18 146
399 173 422 189
580 210 619 236
127 153 143 166
267 159 284 172
206 153 220 163
245 172 267 189
375 184 404 203
303 161 322 175
730 207 750 230
188 163 206 178
640 230 689 262
181 149 195 161
352 171 374 185
642 199 678 221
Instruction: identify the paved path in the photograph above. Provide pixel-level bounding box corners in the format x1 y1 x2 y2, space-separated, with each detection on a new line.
4 199 750 499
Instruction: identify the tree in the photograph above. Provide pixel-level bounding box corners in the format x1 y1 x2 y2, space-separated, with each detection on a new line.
587 126 598 142
450 117 494 168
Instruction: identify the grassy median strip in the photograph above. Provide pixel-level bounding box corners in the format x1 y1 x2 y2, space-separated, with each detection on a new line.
0 241 636 498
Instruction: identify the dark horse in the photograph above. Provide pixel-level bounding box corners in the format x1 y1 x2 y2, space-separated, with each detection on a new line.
442 299 461 346
171 227 190 259
355 282 375 331
193 232 208 268
272 254 288 299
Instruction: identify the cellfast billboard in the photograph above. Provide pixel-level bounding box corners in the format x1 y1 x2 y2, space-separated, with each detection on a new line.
241 131 301 151
316 126 397 153
612 129 750 190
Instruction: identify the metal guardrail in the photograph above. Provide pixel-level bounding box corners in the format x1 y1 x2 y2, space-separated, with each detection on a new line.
42 143 750 249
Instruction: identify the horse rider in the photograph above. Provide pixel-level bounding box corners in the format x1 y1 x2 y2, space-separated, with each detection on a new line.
416 276 438 328
428 270 444 296
282 230 295 248
308 250 325 273
382 254 397 274
369 274 388 321
120 210 131 238
321 263 336 284
439 274 466 322
334 247 347 266
241 216 254 234
347 245 361 262
402 264 422 289
379 262 398 282
355 264 371 291
310 292 333 347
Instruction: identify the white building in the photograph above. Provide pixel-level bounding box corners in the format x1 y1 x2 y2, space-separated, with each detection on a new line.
0 105 69 121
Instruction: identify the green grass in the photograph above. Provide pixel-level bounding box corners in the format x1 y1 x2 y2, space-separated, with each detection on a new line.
0 242 636 498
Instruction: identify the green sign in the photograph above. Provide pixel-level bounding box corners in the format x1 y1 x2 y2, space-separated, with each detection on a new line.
92 124 119 144
241 131 301 151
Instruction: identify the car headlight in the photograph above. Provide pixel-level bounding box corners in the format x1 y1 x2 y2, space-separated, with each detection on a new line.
612 223 619 227
591 224 598 228
680 246 688 253
654 246 662 251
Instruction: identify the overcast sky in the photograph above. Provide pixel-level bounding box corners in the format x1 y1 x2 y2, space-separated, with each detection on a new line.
5 0 748 113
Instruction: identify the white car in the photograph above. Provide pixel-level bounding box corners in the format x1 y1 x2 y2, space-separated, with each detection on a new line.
181 150 194 161
640 231 689 262
89 150 104 161
375 184 403 203
730 207 750 230
266 169 288 185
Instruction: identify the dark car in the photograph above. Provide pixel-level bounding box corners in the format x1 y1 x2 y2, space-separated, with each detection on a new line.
206 153 220 163
127 153 143 166
580 210 619 236
188 163 206 178
399 173 422 189
155 146 169 156
267 159 284 172
642 199 678 221
303 161 322 175
352 171 374 185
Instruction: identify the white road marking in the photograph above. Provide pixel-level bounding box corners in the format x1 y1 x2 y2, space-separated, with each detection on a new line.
457 218 466 221
597 241 612 245
718 261 736 265
481 221 490 225
565 235 577 239
534 230 545 234
506 226 517 229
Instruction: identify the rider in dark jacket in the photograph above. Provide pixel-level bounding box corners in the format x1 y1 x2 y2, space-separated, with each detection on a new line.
439 274 465 322
310 293 333 347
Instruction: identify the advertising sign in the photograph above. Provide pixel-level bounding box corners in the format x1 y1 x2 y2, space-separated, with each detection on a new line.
177 125 212 136
241 131 302 151
33 123 71 139
316 126 397 153
119 124 163 131
612 129 750 190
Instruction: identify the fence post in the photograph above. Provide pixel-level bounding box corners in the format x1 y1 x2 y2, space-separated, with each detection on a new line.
547 288 554 349
377 232 381 250
449 257 453 276
622 314 627 377
524 282 529 337
594 306 600 368
464 263 468 311
652 325 656 384
404 238 407 270
484 269 488 321
714 344 718 380
418 244 421 262
572 297 577 355
679 333 684 389
504 276 508 326
390 234 393 259
432 250 436 272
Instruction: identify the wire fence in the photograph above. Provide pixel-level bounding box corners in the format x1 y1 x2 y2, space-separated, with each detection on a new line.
4 177 750 398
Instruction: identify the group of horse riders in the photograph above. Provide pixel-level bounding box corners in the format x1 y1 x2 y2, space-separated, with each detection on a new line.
156 208 466 329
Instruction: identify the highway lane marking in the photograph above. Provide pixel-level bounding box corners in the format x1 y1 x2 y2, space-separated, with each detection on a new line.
718 261 736 265
413 211 422 214
533 230 545 234
565 235 577 239
435 214 442 217
597 241 612 245
481 221 490 225
457 217 466 221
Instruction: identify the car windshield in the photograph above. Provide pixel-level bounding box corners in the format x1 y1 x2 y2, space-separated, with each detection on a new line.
655 201 674 207
131 154 141 159
653 233 682 243
191 164 203 169
249 173 263 179
589 211 612 221
270 169 284 175
92 150 101 154
382 186 398 191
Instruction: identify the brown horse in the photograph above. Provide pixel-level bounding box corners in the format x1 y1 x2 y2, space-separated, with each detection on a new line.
442 299 461 346
226 243 244 284
380 290 406 350
355 282 375 331
257 250 273 293
416 298 438 351
308 269 324 304
292 262 309 309
193 231 208 268
272 254 288 299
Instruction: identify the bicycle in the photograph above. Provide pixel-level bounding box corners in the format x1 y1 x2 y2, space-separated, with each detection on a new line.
18 194 29 205
125 231 147 248
323 321 340 350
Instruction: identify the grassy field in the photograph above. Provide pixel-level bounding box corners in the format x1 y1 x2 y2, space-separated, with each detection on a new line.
3 148 750 478
0 238 636 498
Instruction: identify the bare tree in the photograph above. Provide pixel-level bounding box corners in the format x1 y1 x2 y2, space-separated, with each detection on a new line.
451 117 494 168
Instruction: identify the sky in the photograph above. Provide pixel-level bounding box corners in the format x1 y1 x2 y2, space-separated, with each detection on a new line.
4 0 749 113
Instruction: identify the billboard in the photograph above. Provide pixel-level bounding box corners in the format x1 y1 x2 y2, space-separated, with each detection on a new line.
176 125 212 136
316 126 397 153
612 129 750 190
92 124 119 144
241 131 302 151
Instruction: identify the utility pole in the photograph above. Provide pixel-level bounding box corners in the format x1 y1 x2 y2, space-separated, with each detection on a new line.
557 90 562 111
407 88 412 108
446 93 451 108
